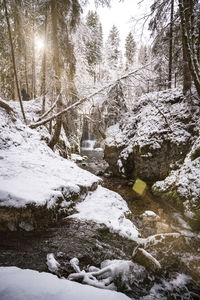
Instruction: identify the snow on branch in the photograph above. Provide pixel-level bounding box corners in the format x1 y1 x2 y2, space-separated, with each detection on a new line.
68 257 117 290
136 248 161 269
137 232 180 248
29 62 153 129
36 93 61 122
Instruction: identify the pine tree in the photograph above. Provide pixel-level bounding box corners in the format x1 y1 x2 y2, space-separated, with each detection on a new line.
84 10 103 83
106 25 120 69
125 32 136 69
138 45 148 65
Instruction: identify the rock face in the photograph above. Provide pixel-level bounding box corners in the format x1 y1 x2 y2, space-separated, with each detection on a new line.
152 136 200 229
105 88 196 183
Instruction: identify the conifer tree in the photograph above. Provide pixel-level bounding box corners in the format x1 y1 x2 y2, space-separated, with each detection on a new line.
106 25 120 69
84 10 103 83
125 32 136 69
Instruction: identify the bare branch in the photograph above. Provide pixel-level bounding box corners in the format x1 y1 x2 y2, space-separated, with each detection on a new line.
29 62 153 129
36 93 61 122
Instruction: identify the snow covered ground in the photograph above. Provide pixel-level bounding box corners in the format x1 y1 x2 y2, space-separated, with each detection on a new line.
70 185 139 240
0 267 131 300
0 98 138 241
0 100 100 208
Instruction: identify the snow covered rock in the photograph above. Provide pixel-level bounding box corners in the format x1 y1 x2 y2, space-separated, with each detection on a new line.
0 267 131 300
69 185 139 241
105 88 194 182
152 136 200 228
0 101 100 230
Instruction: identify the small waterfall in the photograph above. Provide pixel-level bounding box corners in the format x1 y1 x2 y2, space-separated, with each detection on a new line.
81 140 96 150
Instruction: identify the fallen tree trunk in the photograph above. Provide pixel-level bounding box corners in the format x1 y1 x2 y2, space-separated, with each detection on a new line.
30 63 153 129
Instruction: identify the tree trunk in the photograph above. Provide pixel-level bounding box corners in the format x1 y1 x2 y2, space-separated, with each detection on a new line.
32 19 36 99
48 0 62 150
168 0 174 89
3 0 26 123
179 0 200 97
182 43 192 95
41 13 48 114
24 46 29 95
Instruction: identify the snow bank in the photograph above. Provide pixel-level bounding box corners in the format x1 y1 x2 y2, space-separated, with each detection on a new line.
0 267 131 300
69 185 139 240
0 102 100 208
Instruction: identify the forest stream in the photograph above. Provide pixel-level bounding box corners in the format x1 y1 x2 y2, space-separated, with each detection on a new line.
0 149 200 299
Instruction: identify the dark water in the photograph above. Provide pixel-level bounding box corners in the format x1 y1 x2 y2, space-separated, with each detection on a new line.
0 148 200 299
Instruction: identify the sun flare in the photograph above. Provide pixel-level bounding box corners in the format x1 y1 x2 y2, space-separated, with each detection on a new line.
34 36 45 51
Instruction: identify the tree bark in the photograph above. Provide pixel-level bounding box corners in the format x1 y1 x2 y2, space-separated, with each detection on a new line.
31 17 36 99
24 46 29 95
179 0 200 97
168 0 174 89
48 0 62 150
3 0 26 123
41 12 48 114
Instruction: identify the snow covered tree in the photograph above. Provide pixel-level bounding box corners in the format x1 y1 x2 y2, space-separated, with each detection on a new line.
102 82 128 128
125 32 136 69
149 0 176 89
138 45 149 65
105 25 120 69
84 10 103 83
149 0 199 94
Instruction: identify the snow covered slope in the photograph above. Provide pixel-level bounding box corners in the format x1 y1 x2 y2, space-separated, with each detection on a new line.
0 267 131 300
0 100 100 209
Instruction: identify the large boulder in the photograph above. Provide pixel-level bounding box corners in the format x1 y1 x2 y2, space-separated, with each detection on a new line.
104 88 196 183
152 136 200 228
